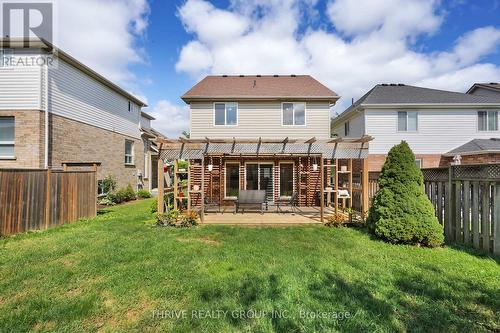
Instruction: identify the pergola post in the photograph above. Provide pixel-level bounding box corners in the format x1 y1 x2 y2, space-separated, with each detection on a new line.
348 159 353 209
200 156 205 223
362 157 369 218
157 158 164 214
320 156 324 223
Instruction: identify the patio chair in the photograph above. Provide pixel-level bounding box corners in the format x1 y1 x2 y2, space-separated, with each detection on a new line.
277 192 298 214
204 196 220 213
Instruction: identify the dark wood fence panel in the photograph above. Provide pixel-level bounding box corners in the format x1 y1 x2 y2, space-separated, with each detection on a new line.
0 169 96 236
368 165 500 255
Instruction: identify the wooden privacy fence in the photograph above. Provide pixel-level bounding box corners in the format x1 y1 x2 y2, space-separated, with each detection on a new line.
0 169 97 236
423 165 500 255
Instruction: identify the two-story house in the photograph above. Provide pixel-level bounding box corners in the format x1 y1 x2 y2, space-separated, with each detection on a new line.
0 38 156 190
331 84 500 171
159 75 371 218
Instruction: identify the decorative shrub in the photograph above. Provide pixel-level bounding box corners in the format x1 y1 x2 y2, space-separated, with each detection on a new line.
137 189 152 199
324 213 347 227
157 210 180 227
367 141 444 247
107 185 136 204
179 211 199 228
97 197 115 206
101 175 117 194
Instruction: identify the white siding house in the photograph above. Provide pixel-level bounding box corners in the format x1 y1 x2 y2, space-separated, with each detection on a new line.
332 84 500 170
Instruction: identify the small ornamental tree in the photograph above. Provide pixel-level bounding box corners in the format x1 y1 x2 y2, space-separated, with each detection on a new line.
367 141 444 247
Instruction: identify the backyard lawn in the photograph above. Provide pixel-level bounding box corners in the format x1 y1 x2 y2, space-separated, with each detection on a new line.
0 200 498 332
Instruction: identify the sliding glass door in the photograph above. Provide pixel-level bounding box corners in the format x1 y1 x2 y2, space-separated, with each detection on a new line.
245 163 274 202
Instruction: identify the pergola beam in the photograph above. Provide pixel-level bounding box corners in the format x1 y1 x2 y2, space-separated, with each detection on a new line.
305 137 317 144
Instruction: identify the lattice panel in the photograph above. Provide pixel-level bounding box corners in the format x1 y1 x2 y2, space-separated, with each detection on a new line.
422 168 448 182
452 164 500 180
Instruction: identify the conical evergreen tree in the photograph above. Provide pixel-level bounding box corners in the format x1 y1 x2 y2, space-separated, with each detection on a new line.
367 141 444 247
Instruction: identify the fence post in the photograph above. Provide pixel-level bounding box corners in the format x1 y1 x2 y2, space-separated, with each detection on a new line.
158 158 164 214
45 168 51 228
494 182 500 256
445 165 453 241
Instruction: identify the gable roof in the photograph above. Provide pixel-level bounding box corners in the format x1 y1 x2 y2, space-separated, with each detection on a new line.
445 138 500 156
181 75 339 103
467 83 500 94
333 84 500 125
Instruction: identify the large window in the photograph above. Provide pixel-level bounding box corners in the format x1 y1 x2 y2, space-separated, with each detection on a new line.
225 163 240 198
398 111 418 132
478 111 498 131
214 102 238 126
280 163 294 197
125 140 134 165
282 102 306 126
0 117 14 158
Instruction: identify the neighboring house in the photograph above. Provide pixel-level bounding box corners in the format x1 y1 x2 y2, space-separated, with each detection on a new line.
159 75 371 216
467 83 500 98
331 84 500 171
0 38 158 191
443 138 500 165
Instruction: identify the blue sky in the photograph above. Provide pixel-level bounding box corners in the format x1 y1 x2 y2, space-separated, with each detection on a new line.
52 0 500 136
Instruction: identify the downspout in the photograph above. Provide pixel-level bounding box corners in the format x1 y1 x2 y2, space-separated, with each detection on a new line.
43 62 49 169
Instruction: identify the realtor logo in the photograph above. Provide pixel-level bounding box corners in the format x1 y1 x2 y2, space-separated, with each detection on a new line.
1 1 53 47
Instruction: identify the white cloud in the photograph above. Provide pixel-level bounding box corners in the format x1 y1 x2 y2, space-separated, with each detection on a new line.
175 0 500 114
56 0 150 87
148 100 190 138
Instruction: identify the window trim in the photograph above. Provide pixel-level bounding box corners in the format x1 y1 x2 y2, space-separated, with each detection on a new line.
224 162 240 200
125 140 134 166
213 102 238 126
0 116 15 159
397 111 418 132
279 162 295 198
477 110 498 132
281 102 307 127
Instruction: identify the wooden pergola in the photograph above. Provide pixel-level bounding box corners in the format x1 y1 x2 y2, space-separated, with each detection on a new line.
156 136 372 223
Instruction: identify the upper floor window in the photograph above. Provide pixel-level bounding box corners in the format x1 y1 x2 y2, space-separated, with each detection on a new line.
0 117 15 158
415 159 423 168
282 102 306 126
344 121 350 136
0 49 13 67
214 102 238 126
398 111 418 132
478 111 498 131
125 140 134 165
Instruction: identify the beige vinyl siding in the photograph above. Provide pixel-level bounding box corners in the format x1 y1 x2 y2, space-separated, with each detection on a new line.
190 100 331 139
331 112 365 138
49 58 141 139
0 53 41 110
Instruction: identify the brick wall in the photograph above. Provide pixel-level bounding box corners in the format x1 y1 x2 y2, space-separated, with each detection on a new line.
0 110 44 169
441 154 500 166
49 114 145 190
368 154 444 171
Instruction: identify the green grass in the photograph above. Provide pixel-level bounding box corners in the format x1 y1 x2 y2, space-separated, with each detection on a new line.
0 200 498 332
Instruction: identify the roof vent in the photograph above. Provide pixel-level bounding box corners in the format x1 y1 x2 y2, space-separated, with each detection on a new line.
291 74 296 77
398 83 405 86
490 82 498 85
390 83 397 86
239 74 244 77
257 74 261 77
222 75 228 77
273 74 279 77
490 138 500 141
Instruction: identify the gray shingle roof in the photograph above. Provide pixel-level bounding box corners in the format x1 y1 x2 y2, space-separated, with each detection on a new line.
446 138 500 155
336 84 500 123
